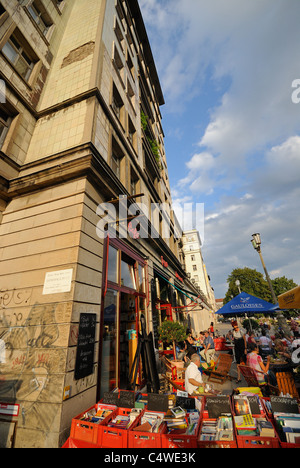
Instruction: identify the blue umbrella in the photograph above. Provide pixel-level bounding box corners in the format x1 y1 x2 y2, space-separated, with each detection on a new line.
216 292 279 316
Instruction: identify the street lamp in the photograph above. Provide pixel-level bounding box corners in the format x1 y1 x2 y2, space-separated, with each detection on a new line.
235 279 241 294
251 233 290 336
251 233 277 304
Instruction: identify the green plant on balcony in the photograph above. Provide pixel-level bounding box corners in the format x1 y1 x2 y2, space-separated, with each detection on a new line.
141 110 162 170
141 110 148 132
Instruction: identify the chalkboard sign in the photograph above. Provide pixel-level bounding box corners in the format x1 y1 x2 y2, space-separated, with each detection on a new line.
247 396 260 415
206 396 231 419
176 396 195 410
103 392 119 406
148 394 169 412
75 313 96 380
270 396 299 414
119 391 135 408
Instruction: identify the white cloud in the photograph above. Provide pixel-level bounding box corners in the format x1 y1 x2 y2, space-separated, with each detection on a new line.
140 0 300 297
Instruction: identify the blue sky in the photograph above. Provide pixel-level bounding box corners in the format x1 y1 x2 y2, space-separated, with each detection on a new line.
139 0 300 299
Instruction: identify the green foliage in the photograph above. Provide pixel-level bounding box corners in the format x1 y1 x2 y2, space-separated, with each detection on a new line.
158 320 187 344
271 276 298 297
141 110 148 132
224 267 271 304
141 110 162 169
147 137 162 169
242 318 259 331
224 267 299 318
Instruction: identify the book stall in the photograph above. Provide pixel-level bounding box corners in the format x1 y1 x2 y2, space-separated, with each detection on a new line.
62 388 300 449
263 396 300 448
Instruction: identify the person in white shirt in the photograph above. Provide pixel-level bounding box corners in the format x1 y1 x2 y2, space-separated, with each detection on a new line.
185 354 203 395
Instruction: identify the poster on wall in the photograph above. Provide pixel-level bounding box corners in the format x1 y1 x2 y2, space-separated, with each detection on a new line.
75 313 96 380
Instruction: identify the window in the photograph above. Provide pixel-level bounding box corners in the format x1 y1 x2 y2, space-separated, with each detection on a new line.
111 153 120 179
193 265 197 271
113 45 124 80
111 137 124 181
27 1 53 36
121 252 136 289
130 167 138 196
127 53 134 80
0 102 17 149
114 19 124 54
112 83 124 122
191 255 195 261
128 116 136 148
99 289 118 398
2 30 37 81
107 246 118 284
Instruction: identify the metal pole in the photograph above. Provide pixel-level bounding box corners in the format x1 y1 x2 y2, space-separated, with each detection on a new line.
257 248 290 337
258 250 277 304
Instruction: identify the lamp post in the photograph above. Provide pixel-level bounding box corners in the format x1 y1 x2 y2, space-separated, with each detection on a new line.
251 233 290 336
235 279 241 294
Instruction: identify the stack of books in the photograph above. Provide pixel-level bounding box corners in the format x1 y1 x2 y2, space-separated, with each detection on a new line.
199 420 218 441
274 413 300 444
199 416 234 441
80 404 116 424
233 395 276 439
164 407 188 434
256 419 275 438
134 411 165 433
234 413 257 436
107 408 141 430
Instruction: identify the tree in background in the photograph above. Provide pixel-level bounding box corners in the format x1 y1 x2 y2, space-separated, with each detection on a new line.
224 267 299 319
224 267 271 304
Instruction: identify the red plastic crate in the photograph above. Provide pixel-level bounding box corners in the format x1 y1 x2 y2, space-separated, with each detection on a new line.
101 407 142 449
236 434 280 448
233 413 280 448
128 412 167 449
261 398 300 448
197 417 237 449
161 415 201 449
70 404 114 446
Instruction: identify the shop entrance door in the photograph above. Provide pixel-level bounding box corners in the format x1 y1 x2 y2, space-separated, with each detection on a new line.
119 292 138 389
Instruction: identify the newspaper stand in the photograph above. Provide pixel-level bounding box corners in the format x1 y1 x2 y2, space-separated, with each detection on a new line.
232 397 280 448
70 403 116 446
101 407 143 449
128 411 167 449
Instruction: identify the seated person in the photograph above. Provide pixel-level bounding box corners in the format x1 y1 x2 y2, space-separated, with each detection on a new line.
185 335 197 360
176 341 187 362
185 353 203 395
200 330 215 363
247 342 277 386
259 330 273 357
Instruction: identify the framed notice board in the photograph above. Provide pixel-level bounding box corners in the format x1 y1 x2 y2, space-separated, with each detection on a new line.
75 313 96 380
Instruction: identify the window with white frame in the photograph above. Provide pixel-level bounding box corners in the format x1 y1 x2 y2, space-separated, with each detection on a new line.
1 30 38 81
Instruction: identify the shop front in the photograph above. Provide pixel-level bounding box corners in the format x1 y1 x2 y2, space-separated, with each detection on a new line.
98 237 148 400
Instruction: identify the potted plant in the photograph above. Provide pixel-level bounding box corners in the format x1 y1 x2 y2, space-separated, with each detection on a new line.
158 320 187 362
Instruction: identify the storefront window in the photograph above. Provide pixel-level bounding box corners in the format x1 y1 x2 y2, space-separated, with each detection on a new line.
120 252 136 289
138 264 145 293
108 246 118 284
99 289 118 398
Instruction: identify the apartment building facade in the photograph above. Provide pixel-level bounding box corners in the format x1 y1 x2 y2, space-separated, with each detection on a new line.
0 0 204 448
182 229 217 331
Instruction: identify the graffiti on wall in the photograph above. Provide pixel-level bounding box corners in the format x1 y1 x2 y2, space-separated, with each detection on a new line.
0 288 65 432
